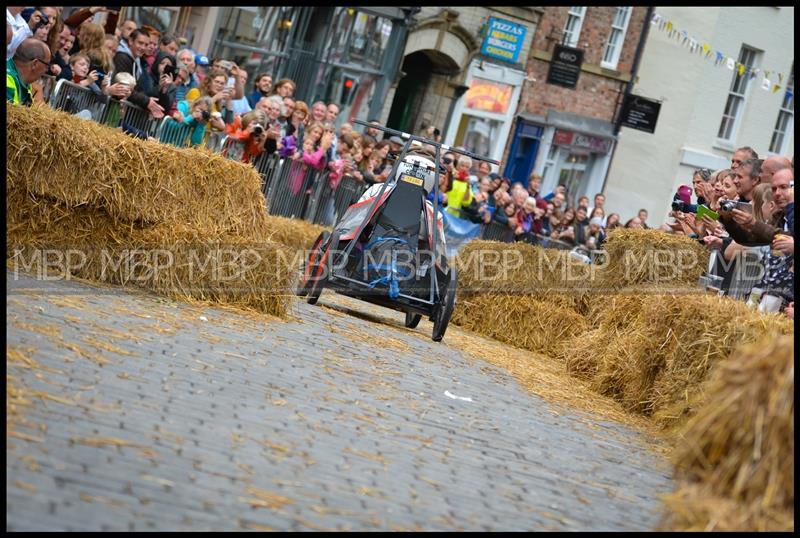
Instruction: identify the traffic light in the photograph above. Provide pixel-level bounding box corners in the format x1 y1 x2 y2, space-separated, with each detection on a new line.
341 75 358 105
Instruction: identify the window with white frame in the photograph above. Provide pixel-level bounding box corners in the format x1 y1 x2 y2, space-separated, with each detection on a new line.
562 7 587 48
717 46 759 141
601 7 632 70
769 64 794 154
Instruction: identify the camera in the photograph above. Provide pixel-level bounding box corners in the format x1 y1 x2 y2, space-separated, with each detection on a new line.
35 13 49 30
201 110 210 121
718 200 737 212
671 194 697 214
251 123 264 136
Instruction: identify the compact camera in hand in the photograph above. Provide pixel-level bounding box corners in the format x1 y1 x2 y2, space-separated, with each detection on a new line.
35 13 49 30
251 123 264 136
200 110 210 121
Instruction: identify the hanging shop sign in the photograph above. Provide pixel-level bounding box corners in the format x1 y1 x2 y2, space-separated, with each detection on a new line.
480 17 527 64
465 78 514 114
547 44 583 89
619 94 661 134
553 129 612 154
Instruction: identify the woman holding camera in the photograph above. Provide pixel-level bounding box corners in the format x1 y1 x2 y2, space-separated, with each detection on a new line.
174 96 214 146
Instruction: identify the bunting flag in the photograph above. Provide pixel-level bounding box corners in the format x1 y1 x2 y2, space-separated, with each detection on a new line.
651 10 790 94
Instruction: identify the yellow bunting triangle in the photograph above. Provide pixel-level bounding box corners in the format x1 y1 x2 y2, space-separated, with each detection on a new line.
666 21 673 31
737 64 746 77
772 84 781 93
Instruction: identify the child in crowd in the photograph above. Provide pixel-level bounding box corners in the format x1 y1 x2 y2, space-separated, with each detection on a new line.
69 52 104 95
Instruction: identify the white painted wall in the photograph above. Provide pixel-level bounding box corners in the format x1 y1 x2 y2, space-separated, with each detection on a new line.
605 6 794 225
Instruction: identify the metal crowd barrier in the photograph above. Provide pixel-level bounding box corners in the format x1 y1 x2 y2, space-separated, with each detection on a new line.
119 100 160 139
266 158 323 219
39 74 57 104
205 130 226 152
481 220 513 242
251 152 283 198
220 136 246 161
155 116 194 148
50 79 110 122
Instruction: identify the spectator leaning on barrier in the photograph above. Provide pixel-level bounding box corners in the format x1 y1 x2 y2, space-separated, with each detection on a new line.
637 208 649 229
175 95 213 146
51 26 74 79
225 109 270 164
309 100 327 123
113 28 165 118
7 37 50 105
148 51 178 117
606 213 621 230
69 52 103 95
445 155 475 218
733 158 762 202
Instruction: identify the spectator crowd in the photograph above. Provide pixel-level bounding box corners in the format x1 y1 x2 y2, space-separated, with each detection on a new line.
6 7 793 320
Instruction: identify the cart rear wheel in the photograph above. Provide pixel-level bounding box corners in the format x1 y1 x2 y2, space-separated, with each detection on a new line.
298 232 329 297
307 231 339 305
404 311 422 328
432 267 457 342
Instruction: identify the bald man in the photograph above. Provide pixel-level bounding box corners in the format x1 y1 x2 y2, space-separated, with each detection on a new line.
7 37 51 105
759 155 792 185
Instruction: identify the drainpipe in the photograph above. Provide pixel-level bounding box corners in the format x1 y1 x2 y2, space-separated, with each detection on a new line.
601 6 654 194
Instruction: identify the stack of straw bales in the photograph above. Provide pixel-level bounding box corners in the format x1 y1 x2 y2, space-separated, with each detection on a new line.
661 334 794 531
6 104 300 316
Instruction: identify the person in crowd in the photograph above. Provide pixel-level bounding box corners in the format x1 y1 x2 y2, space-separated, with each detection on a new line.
174 48 198 101
730 146 758 170
103 33 118 58
717 169 739 202
469 161 492 194
690 168 713 205
185 67 236 126
7 37 51 105
7 7 45 60
158 33 178 58
279 100 308 159
78 23 113 80
624 216 644 229
247 72 272 109
445 155 474 218
552 192 567 211
113 28 164 118
309 100 327 123
174 95 213 146
282 96 295 122
224 109 270 163
585 217 606 249
552 207 577 245
68 52 104 95
193 53 210 82
229 67 252 115
271 77 295 98
636 208 649 229
50 26 74 79
589 206 605 223
733 158 762 202
139 25 158 71
587 193 606 221
326 102 340 124
512 196 539 242
759 155 792 185
116 18 137 44
147 51 178 117
527 173 543 199
606 213 621 230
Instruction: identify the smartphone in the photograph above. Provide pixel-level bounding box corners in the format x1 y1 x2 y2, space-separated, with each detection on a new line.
95 70 105 84
162 64 175 77
696 205 719 221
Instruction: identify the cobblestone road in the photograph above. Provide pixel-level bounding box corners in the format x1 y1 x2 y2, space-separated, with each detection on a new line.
7 270 673 531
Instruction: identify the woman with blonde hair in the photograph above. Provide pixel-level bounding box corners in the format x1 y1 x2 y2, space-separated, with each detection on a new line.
78 22 113 74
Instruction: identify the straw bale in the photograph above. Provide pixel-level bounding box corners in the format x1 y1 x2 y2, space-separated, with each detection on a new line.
556 292 793 427
454 240 597 304
661 334 794 531
263 215 328 251
596 228 708 290
7 104 269 236
452 293 588 357
7 189 294 317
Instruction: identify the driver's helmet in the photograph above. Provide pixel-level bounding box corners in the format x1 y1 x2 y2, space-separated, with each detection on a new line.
395 146 437 194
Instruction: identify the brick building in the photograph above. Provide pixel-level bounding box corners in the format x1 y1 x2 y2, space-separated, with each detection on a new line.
382 7 543 163
506 6 650 202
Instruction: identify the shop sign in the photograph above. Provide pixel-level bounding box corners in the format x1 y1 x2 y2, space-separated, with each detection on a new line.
547 44 583 89
553 130 611 154
480 17 527 64
619 94 661 134
465 78 513 115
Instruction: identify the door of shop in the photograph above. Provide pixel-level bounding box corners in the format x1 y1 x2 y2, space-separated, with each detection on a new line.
505 121 542 186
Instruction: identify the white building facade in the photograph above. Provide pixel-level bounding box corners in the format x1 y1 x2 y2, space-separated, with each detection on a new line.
605 6 794 225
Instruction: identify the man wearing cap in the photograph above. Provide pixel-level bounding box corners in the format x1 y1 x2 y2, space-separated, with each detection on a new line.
194 53 210 83
388 135 404 154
